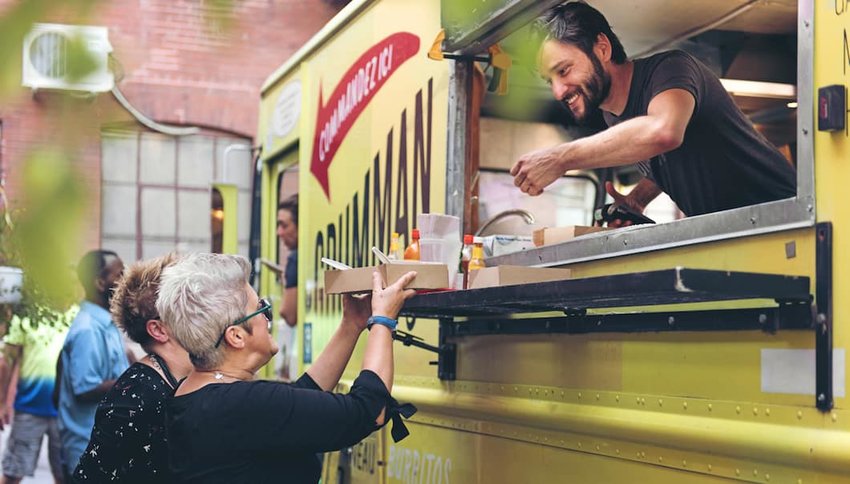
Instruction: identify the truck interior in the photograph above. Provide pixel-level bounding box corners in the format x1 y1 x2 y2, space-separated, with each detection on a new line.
471 0 808 262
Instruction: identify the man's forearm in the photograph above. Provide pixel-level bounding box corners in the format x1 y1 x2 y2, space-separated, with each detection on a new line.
0 363 10 404
77 379 117 403
0 346 21 407
560 115 681 172
625 178 663 211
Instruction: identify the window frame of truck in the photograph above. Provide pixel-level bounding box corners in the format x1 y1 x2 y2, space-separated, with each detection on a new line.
443 0 815 267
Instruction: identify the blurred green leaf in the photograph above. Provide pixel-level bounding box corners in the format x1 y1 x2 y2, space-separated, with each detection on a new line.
11 149 89 310
203 0 236 37
66 33 100 82
442 0 477 26
486 24 549 119
0 0 48 98
0 0 101 99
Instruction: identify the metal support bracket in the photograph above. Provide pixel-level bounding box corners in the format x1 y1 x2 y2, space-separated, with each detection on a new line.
393 325 457 381
815 222 833 412
438 319 457 380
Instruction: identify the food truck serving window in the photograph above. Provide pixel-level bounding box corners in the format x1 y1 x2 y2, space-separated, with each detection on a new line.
446 0 814 266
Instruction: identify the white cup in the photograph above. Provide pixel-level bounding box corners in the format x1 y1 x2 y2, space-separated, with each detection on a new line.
419 238 446 263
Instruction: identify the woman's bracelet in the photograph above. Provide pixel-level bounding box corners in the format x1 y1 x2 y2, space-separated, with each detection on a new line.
366 315 398 332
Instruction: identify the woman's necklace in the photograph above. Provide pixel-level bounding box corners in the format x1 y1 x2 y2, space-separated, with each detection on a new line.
207 369 246 381
148 353 180 388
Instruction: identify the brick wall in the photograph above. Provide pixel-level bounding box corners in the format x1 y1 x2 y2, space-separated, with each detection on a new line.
0 0 345 248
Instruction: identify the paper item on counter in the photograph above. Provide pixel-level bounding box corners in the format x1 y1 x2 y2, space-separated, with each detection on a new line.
260 258 285 275
480 235 535 257
532 226 608 247
416 213 462 284
417 213 460 238
321 257 352 271
371 246 392 265
324 262 450 294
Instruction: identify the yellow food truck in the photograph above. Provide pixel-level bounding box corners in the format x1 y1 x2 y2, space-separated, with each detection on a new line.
253 0 849 482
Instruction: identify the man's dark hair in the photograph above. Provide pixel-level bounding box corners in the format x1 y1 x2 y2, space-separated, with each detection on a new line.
277 194 298 226
77 249 120 294
534 1 627 64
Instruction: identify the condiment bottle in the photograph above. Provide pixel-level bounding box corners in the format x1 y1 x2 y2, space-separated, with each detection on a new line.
468 236 486 274
404 229 421 261
460 234 473 289
388 232 402 261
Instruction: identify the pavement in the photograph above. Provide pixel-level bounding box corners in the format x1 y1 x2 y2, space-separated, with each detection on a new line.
0 424 56 483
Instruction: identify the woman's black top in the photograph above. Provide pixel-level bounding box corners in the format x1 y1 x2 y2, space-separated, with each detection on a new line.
73 362 173 483
166 370 393 484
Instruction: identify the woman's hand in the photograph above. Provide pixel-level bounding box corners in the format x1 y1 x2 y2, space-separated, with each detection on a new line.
371 271 417 319
341 294 372 332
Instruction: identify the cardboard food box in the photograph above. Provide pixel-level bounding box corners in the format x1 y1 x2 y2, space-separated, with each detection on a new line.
324 262 449 294
468 265 572 289
532 226 608 247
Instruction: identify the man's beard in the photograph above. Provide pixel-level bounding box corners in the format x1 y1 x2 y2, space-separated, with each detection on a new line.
560 52 611 126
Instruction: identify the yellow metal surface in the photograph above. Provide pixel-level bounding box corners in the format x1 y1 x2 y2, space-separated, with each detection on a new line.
815 0 850 379
258 149 299 379
392 378 850 477
313 224 841 483
258 71 302 163
295 0 448 365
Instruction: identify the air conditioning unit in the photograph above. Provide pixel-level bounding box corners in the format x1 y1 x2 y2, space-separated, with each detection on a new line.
22 23 114 93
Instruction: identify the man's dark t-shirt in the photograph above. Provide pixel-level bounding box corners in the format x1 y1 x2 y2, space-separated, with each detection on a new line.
166 370 391 484
284 250 298 288
602 50 796 216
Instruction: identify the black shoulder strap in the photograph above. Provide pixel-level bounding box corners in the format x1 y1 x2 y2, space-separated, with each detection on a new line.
150 353 180 389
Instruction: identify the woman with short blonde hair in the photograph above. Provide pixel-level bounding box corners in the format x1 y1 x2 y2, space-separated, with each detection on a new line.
161 252 416 483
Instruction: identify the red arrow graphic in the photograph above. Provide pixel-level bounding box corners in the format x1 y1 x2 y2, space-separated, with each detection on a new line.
310 32 420 200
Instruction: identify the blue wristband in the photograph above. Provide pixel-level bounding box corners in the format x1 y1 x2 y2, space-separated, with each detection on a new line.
367 315 398 332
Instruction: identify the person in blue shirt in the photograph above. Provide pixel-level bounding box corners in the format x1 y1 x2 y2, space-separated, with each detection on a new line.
56 250 128 479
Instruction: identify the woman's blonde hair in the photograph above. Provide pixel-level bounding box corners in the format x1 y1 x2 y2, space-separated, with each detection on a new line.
156 253 251 370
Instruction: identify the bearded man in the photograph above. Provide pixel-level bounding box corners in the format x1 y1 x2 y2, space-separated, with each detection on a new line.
511 2 796 222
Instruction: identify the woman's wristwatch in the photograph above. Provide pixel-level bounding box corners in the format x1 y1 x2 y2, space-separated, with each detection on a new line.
366 315 398 332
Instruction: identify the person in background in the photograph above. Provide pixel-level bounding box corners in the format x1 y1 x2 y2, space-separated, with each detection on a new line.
57 250 128 480
276 194 299 327
73 253 189 483
276 194 299 380
0 304 75 484
162 253 417 483
510 2 796 222
0 304 11 423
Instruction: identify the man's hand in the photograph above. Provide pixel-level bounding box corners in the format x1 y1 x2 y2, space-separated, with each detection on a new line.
510 145 568 196
602 181 641 228
341 294 372 332
1 401 12 429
